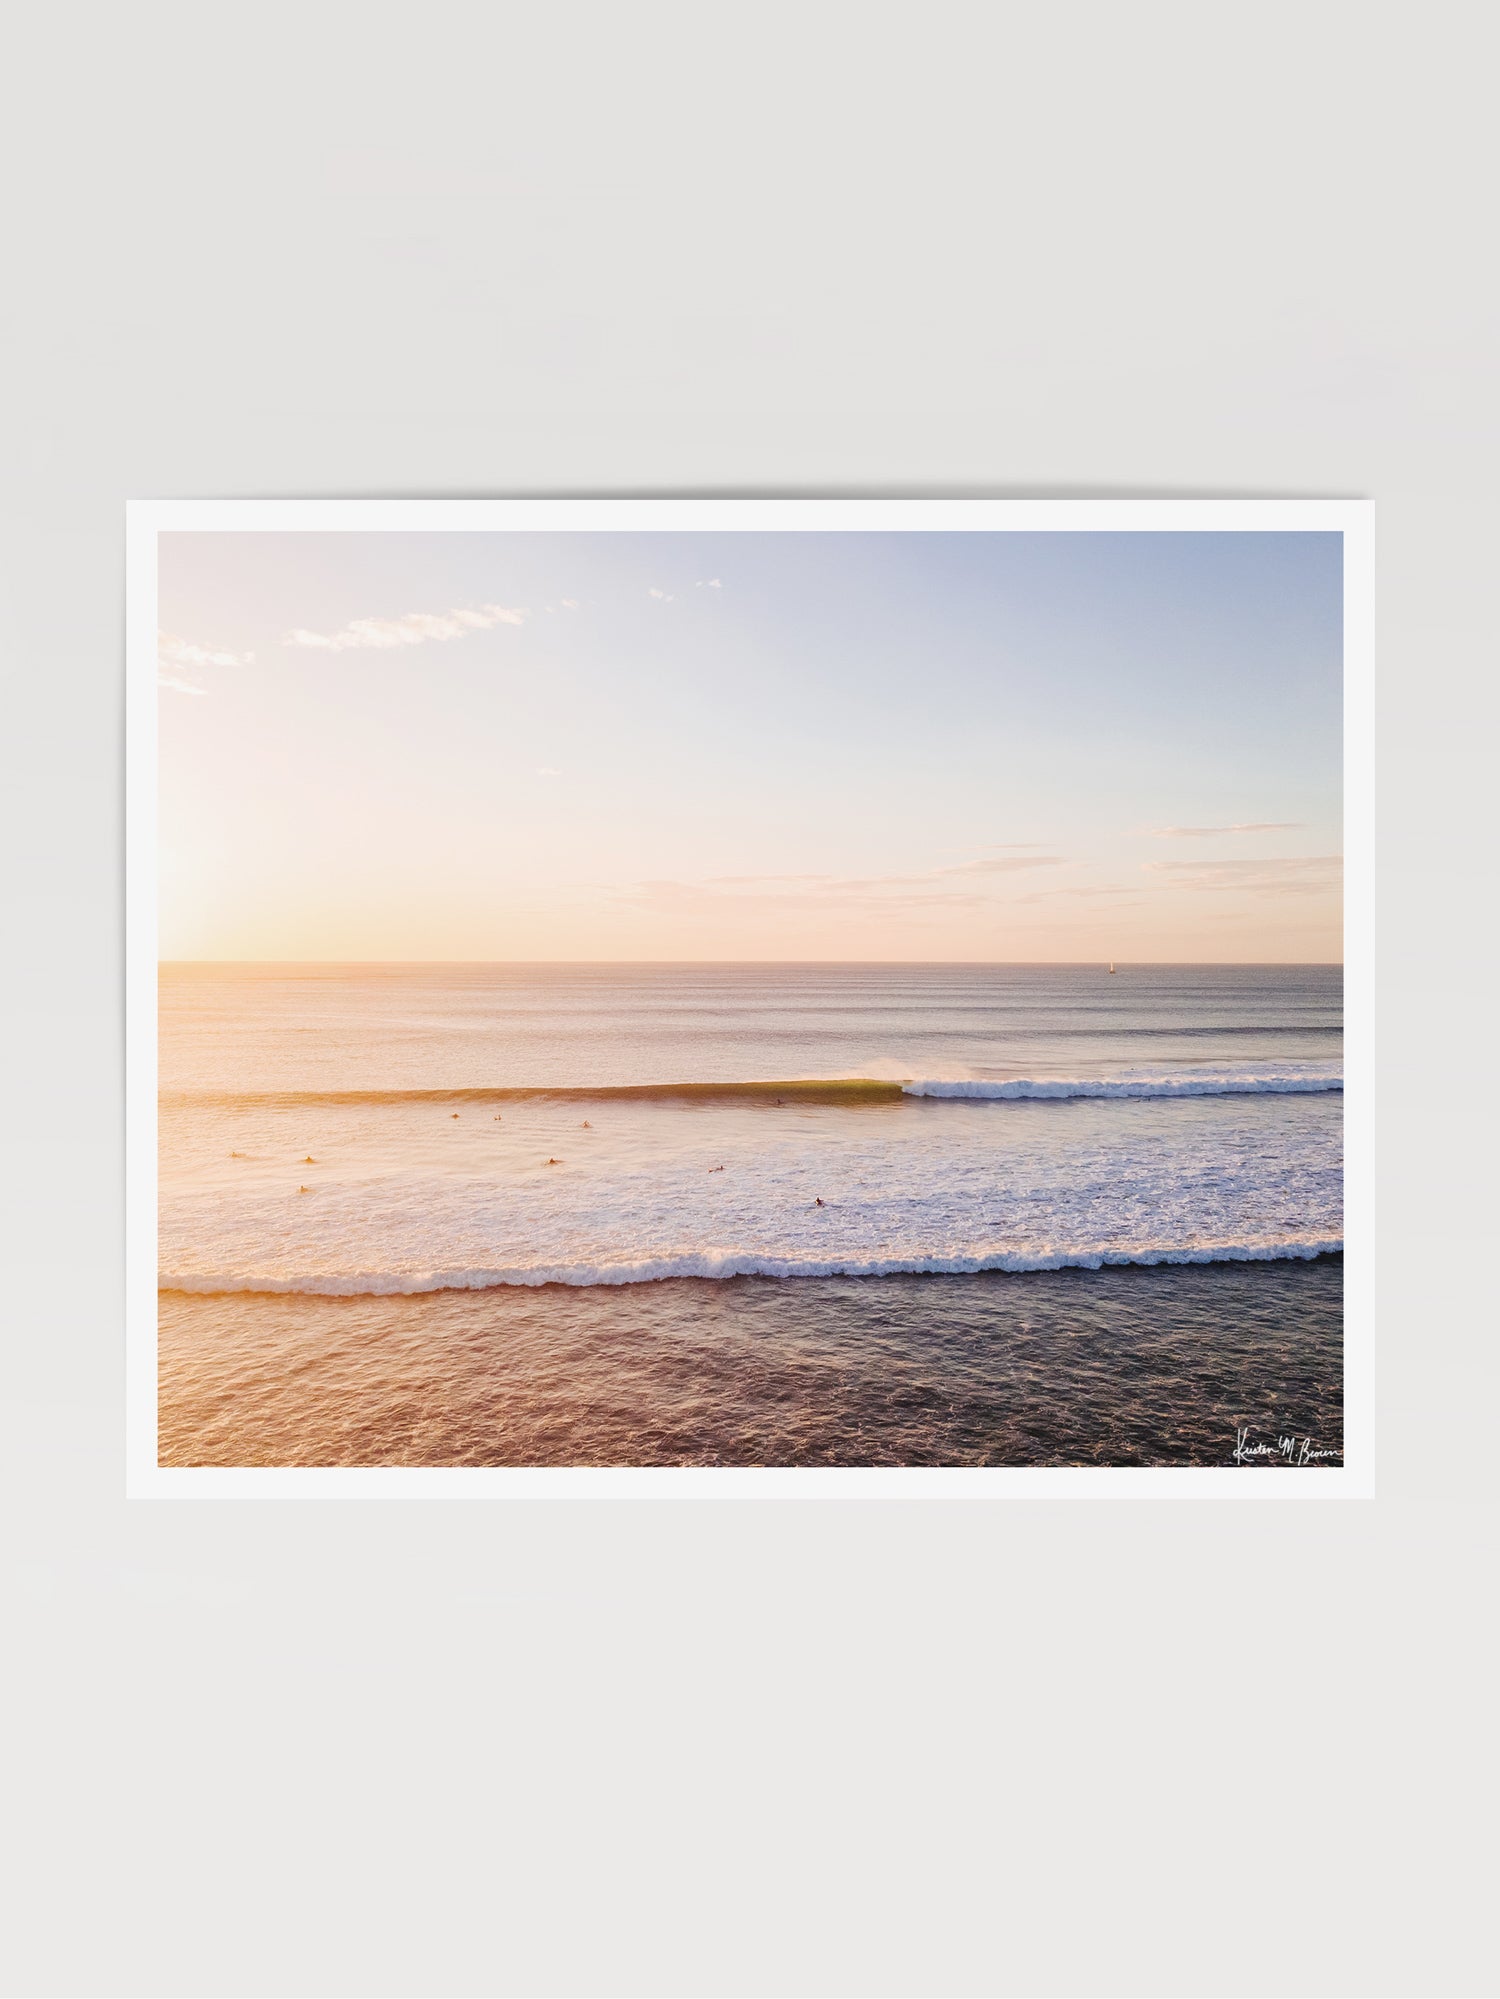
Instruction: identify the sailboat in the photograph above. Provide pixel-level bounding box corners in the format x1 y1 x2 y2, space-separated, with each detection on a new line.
1108 960 1116 974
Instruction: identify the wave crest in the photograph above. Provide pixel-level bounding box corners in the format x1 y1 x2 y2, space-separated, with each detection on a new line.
160 1239 1343 1297
902 1074 1342 1100
164 1070 1342 1109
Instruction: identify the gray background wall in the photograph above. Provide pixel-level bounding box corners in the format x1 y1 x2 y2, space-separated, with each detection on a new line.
1 3 1494 1994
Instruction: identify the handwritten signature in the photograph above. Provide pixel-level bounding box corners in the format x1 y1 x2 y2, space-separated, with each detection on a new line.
1233 1427 1340 1467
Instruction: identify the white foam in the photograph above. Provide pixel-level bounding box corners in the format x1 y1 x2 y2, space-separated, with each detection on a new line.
902 1073 1342 1100
160 1237 1344 1296
160 1076 1343 1300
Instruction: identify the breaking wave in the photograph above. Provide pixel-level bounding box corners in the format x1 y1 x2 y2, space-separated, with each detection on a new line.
160 1238 1343 1297
164 1069 1342 1109
903 1073 1342 1100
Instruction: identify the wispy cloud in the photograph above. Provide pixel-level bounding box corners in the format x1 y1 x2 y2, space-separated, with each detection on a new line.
696 578 722 589
617 853 1068 914
1019 883 1142 902
560 598 579 610
159 632 254 671
704 855 1066 891
625 879 998 916
283 604 527 652
1147 822 1306 838
537 766 561 778
647 588 675 603
923 855 1067 881
157 630 253 693
1144 856 1342 895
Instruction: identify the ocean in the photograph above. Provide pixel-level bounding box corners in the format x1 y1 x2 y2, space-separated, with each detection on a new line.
158 963 1343 1467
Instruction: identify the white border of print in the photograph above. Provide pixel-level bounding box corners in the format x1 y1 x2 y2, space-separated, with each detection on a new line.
126 498 1373 1499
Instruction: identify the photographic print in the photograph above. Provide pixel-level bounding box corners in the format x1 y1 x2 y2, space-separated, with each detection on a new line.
128 500 1371 1493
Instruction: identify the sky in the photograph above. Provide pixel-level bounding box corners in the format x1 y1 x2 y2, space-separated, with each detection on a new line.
157 529 1343 962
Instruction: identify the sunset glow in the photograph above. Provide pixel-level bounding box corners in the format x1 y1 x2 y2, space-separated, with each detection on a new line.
158 530 1343 962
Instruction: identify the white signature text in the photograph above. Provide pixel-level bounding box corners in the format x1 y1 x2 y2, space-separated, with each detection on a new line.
1233 1427 1340 1466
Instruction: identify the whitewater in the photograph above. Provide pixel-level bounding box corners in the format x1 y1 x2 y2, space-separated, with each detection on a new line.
159 962 1342 1299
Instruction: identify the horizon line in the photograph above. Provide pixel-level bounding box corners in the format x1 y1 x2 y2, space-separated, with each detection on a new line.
158 956 1346 969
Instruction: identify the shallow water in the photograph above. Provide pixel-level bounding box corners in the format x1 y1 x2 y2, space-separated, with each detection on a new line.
160 963 1342 1292
158 962 1342 1467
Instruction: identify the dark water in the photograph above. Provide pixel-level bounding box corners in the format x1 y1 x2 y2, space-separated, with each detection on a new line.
159 1257 1342 1469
